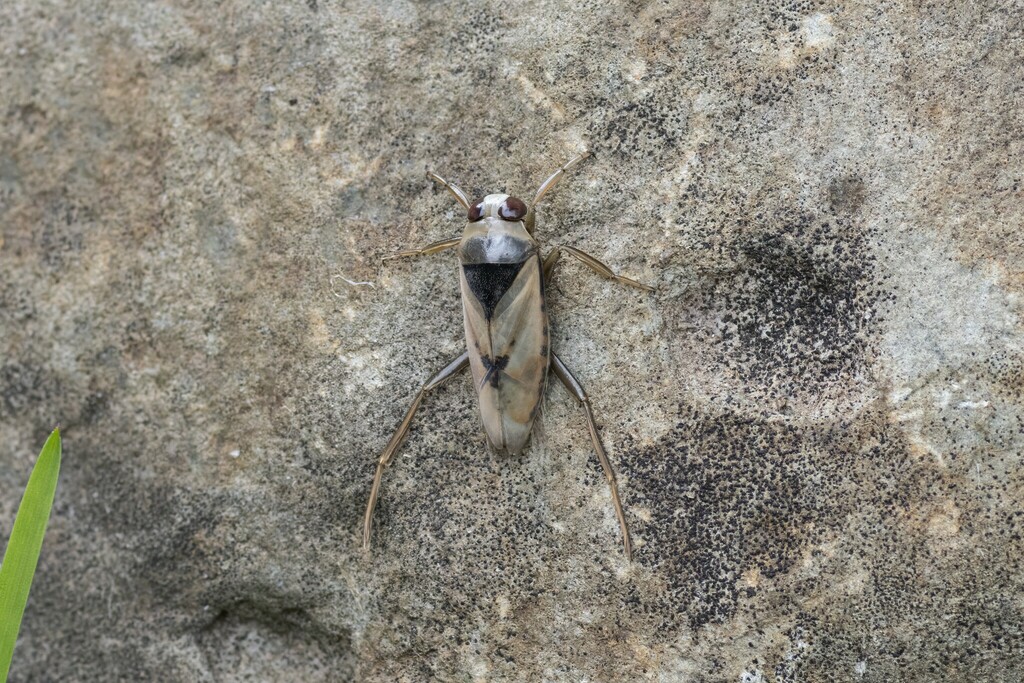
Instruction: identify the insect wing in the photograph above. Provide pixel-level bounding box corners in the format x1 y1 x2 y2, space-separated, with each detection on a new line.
460 254 549 452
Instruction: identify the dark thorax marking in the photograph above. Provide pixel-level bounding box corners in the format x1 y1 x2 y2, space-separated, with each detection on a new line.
462 261 526 319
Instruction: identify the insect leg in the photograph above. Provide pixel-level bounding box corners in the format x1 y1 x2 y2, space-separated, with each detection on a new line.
426 171 470 210
382 237 461 262
549 352 633 561
549 245 654 292
532 151 592 207
362 351 470 552
542 247 562 282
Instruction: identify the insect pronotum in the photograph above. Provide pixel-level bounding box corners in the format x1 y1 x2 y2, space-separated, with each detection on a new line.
362 152 652 559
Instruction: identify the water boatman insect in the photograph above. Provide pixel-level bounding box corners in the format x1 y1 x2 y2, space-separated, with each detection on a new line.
362 152 653 559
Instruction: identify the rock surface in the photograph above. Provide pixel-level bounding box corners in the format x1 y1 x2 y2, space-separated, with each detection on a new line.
2 0 1023 680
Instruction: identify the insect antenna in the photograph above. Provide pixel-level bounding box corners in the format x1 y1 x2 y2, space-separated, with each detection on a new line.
531 151 592 206
426 170 471 210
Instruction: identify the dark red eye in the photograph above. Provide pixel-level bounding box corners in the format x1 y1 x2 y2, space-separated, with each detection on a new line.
498 196 528 221
467 201 485 222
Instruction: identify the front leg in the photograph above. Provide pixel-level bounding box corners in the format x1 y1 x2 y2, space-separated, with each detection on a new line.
544 245 654 292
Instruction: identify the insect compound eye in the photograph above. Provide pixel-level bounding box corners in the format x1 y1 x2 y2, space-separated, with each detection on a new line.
498 196 528 221
467 201 485 222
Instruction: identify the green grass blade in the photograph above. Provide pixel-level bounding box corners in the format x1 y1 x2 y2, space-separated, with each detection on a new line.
0 428 62 682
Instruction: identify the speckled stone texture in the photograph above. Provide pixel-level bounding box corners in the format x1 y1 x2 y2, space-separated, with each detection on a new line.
1 0 1022 680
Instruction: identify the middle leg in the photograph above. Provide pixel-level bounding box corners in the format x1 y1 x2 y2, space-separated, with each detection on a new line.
542 246 562 282
544 245 654 292
382 237 461 262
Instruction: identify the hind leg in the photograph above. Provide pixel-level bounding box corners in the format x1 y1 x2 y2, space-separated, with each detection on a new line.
362 352 469 551
549 352 633 560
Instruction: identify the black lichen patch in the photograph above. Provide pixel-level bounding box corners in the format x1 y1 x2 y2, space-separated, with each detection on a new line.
621 403 909 632
721 1 840 108
688 211 889 407
452 8 507 87
594 88 690 162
